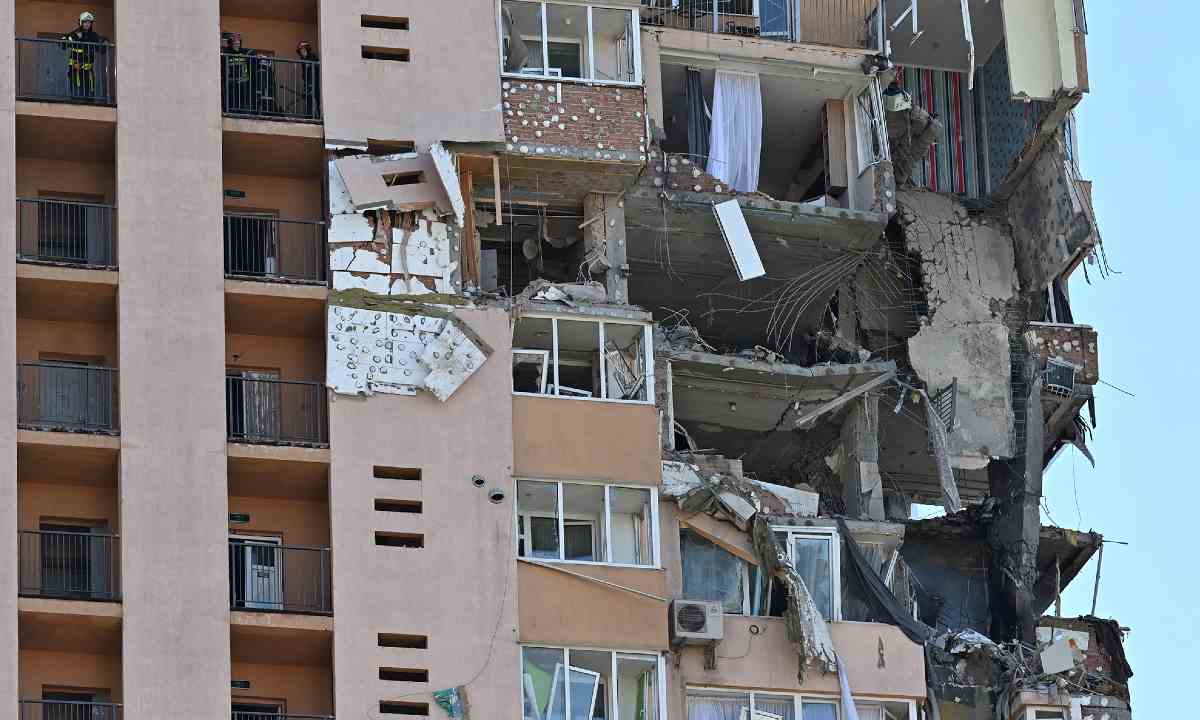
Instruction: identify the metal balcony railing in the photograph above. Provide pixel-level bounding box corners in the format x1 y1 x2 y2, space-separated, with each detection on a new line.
17 362 119 433
221 53 321 121
640 0 883 50
19 530 120 601
16 37 116 105
19 699 121 720
226 376 328 446
229 540 332 614
17 197 117 268
224 214 326 283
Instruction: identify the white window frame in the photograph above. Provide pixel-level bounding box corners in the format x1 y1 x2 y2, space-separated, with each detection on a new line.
684 687 919 720
773 525 841 621
498 1 642 86
516 478 661 569
512 313 655 405
521 645 668 720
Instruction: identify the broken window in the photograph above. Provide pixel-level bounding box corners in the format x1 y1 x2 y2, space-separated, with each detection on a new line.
522 646 662 720
680 529 776 616
500 2 640 84
517 480 659 567
513 315 653 402
686 691 913 720
774 526 840 620
854 82 888 175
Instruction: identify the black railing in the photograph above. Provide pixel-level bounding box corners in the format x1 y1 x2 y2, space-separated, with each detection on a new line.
19 530 120 601
17 197 117 268
224 214 326 283
19 699 120 720
16 37 116 105
221 53 321 121
639 0 882 50
18 362 119 433
229 540 332 614
226 376 328 445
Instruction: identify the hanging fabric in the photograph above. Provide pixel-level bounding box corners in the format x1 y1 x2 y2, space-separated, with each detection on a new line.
707 70 762 193
685 68 711 165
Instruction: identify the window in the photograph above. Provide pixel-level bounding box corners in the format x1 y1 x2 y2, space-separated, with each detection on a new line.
501 1 640 84
517 479 659 567
679 528 777 616
513 315 653 402
774 526 840 621
854 80 888 174
522 646 663 720
686 690 916 720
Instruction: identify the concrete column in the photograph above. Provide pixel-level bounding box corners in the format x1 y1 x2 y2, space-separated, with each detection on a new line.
841 395 884 520
583 192 628 304
115 2 230 718
0 0 20 702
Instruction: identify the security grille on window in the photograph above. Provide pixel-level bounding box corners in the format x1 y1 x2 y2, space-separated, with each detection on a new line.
517 479 659 567
501 1 641 84
522 646 663 720
513 315 653 402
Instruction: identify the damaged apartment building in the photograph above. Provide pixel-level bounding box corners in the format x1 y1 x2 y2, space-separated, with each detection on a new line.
0 1 1128 720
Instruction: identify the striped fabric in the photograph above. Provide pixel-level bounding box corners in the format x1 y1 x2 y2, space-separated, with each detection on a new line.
897 65 980 197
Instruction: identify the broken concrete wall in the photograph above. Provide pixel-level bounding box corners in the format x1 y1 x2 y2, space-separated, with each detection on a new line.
1006 136 1095 295
502 81 647 161
900 190 1018 465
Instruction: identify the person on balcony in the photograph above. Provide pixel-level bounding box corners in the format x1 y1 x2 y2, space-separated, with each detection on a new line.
296 41 320 119
62 11 107 102
222 32 256 114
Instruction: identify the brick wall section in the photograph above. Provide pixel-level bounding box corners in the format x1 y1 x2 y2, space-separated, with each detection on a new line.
502 80 647 162
643 148 739 196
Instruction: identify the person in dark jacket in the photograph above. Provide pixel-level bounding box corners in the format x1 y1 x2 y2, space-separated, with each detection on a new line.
223 33 255 114
296 41 320 119
63 11 108 101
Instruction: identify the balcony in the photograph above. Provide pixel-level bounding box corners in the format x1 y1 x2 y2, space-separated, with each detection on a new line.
17 197 117 268
229 540 331 614
19 529 120 602
17 362 119 434
15 37 116 106
224 214 325 284
640 0 883 51
221 54 321 122
225 375 327 446
20 699 120 720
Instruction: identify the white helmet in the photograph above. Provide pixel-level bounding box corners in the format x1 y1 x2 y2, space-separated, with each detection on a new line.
79 11 95 23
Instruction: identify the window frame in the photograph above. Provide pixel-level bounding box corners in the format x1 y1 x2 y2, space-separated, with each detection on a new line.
516 478 661 569
521 645 667 720
512 313 655 405
498 1 642 86
772 524 841 621
685 687 919 720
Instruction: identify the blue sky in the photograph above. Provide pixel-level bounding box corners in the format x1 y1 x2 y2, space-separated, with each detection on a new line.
1039 3 1196 714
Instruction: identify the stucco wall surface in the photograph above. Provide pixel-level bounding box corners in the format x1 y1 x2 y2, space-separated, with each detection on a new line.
0 0 18 702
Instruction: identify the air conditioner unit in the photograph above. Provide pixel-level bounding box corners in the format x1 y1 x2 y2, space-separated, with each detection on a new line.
670 600 724 643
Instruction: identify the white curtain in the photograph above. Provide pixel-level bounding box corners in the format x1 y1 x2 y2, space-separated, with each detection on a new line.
707 70 762 193
687 694 749 720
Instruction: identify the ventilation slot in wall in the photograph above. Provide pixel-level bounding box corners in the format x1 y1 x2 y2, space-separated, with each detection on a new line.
362 15 410 30
362 46 410 62
379 701 429 716
383 171 424 187
368 140 417 156
376 531 424 548
374 466 421 481
379 667 429 683
378 633 428 649
375 499 423 513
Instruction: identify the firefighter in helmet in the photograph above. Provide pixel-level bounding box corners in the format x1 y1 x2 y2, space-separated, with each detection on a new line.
222 32 255 114
63 11 108 101
296 41 320 119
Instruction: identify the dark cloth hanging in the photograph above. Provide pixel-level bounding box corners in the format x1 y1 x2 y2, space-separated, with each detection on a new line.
836 517 935 645
685 68 710 164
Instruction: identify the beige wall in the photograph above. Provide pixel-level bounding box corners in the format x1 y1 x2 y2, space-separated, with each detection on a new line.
223 172 322 221
228 495 329 546
18 318 118 365
518 562 669 650
16 1 113 38
0 0 19 704
226 332 324 381
669 618 926 714
231 661 333 715
19 482 119 531
328 307 519 716
19 649 123 701
319 0 504 148
513 396 661 484
115 1 231 719
15 158 116 203
220 16 318 60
